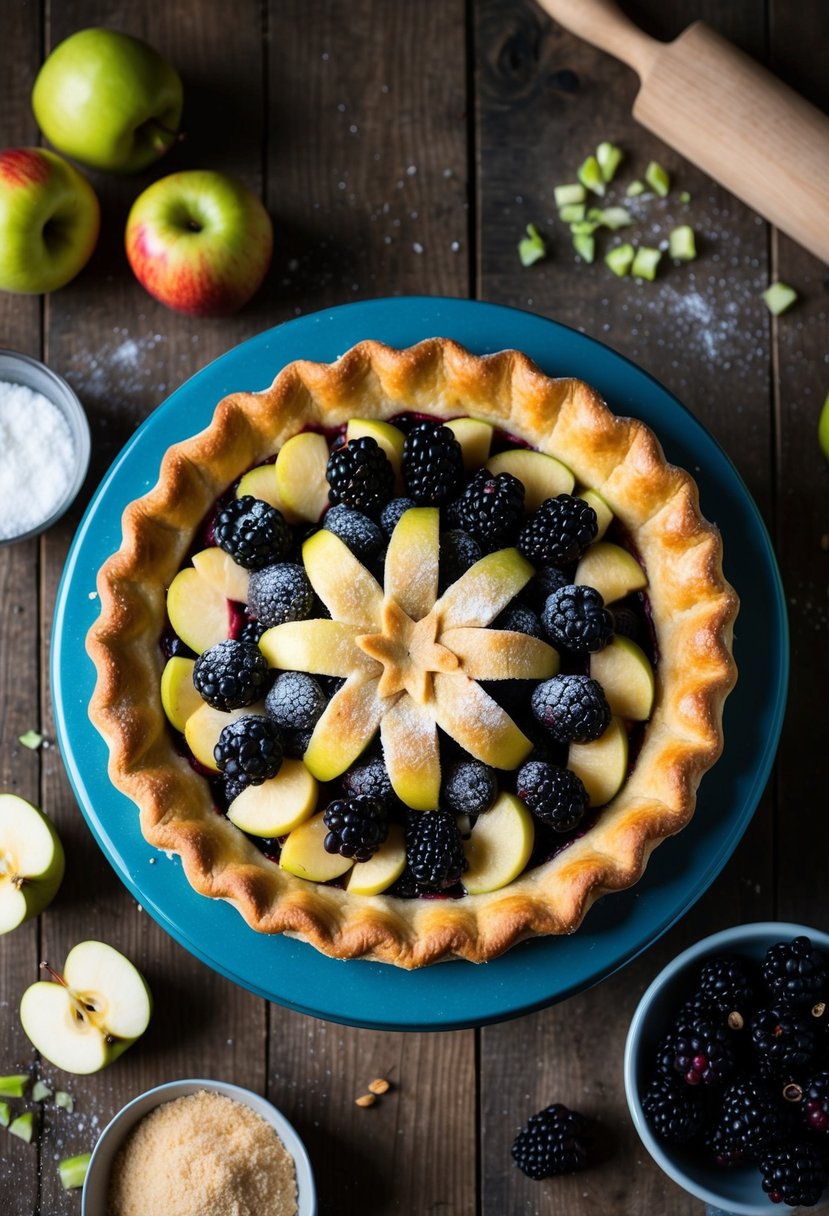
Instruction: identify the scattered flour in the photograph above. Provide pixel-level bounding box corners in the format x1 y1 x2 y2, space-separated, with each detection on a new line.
0 381 75 539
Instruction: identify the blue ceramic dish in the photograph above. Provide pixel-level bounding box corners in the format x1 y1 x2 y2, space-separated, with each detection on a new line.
51 297 787 1030
624 922 829 1215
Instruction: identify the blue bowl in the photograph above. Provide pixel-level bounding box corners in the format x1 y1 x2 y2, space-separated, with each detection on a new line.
624 922 829 1215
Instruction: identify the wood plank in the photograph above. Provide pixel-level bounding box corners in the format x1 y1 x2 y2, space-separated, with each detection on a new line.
475 0 775 1210
264 4 476 1214
36 4 268 1212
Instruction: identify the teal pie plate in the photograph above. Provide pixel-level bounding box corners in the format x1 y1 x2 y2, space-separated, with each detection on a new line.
52 297 787 1030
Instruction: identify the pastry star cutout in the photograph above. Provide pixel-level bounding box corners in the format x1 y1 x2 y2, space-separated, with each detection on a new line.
259 507 559 810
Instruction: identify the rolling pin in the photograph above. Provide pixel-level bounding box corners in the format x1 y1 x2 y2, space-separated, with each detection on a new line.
535 0 829 265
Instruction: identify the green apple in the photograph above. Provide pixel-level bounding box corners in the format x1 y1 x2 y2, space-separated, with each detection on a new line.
432 672 532 769
166 567 231 654
279 813 354 882
0 793 64 934
32 28 183 173
578 489 614 540
260 619 377 678
19 940 152 1074
463 792 535 894
346 419 404 487
486 449 574 511
435 548 534 629
441 625 558 681
445 418 494 470
58 1153 91 1191
568 716 628 806
384 507 439 620
303 676 383 782
574 542 647 604
9 1112 34 1143
380 696 441 811
227 760 318 836
236 464 282 509
302 528 383 625
347 823 406 895
274 432 330 523
159 656 200 733
0 148 99 294
590 636 654 720
184 701 266 772
190 547 250 604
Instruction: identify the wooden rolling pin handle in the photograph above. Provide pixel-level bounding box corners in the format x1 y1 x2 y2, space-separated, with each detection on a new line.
534 0 659 78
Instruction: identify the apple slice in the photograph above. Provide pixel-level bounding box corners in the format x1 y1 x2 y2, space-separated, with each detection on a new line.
432 672 532 769
590 636 654 720
166 567 230 654
578 489 614 540
347 823 407 895
302 528 383 627
575 542 647 604
184 701 266 772
486 449 575 510
274 431 330 523
381 696 441 811
303 675 384 782
435 549 535 629
445 418 494 470
260 619 377 677
279 813 354 882
159 656 201 733
347 419 404 485
191 547 250 603
463 792 535 894
19 940 152 1074
384 507 439 620
0 794 65 935
236 464 282 509
227 760 318 836
568 716 628 806
441 627 558 681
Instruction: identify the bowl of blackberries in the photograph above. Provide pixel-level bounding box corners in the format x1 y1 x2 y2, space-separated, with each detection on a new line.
625 923 829 1214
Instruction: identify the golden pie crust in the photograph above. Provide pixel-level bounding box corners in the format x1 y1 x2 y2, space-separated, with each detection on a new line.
87 338 738 968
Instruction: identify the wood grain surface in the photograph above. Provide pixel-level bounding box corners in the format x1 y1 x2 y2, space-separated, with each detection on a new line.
0 1 826 1213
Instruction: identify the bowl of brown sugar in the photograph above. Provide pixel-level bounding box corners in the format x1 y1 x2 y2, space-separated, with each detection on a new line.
81 1079 316 1216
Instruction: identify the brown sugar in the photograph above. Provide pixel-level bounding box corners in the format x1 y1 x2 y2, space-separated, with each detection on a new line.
106 1090 298 1216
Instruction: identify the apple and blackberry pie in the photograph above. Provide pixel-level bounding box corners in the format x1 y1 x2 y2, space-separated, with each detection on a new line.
87 338 738 967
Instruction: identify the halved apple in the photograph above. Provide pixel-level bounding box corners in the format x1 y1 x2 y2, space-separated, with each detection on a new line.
160 657 201 732
236 464 282 509
445 417 494 469
568 716 628 806
574 542 647 604
184 701 267 772
191 547 250 604
0 794 65 935
590 636 654 720
279 812 354 882
166 567 230 654
578 489 614 541
347 823 406 895
274 431 330 523
227 760 318 836
463 792 535 894
486 448 575 510
347 419 404 485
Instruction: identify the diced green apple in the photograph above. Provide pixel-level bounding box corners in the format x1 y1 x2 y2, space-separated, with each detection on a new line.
347 823 406 895
445 418 494 470
58 1152 91 1190
463 793 535 894
574 542 647 603
9 1112 34 1143
159 657 201 733
31 1080 52 1102
590 635 654 720
568 716 628 806
227 760 318 836
166 567 230 655
0 794 64 936
346 419 404 485
0 1101 9 1126
279 813 354 882
274 431 330 523
235 464 282 509
486 448 574 510
0 1074 30 1099
191 547 250 603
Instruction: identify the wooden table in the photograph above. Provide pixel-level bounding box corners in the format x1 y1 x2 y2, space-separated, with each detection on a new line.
1 1 827 1212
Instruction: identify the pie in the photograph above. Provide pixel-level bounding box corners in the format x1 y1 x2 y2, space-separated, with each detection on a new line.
87 338 738 968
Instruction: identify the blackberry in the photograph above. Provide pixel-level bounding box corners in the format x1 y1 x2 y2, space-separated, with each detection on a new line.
750 1005 818 1081
439 529 482 591
698 955 758 1021
453 469 524 550
763 936 829 1009
516 760 588 833
342 755 394 806
265 671 327 733
247 563 314 627
719 1076 789 1158
237 618 267 646
522 564 570 613
760 1142 828 1207
612 603 649 649
703 1123 747 1168
541 584 614 654
326 435 395 516
282 727 314 759
380 496 416 538
802 1072 829 1135
493 603 544 639
224 776 248 805
531 675 611 744
214 496 291 570
405 809 467 891
642 1074 704 1144
511 1104 590 1180
673 1013 737 1086
322 795 388 862
517 494 598 567
324 503 385 559
442 759 497 817
193 639 270 711
401 422 464 505
214 715 283 787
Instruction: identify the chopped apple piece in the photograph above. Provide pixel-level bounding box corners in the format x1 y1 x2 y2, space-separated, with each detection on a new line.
435 549 534 629
0 1074 30 1099
184 702 266 772
9 1112 34 1143
227 760 318 836
441 627 558 682
58 1153 91 1191
160 657 201 733
384 507 439 620
347 419 404 484
260 619 378 677
463 792 535 894
486 448 575 510
274 431 330 523
590 636 654 720
347 823 406 895
574 542 647 604
166 567 230 654
0 1101 9 1126
568 716 628 806
236 464 282 509
432 672 532 769
303 675 384 782
445 418 494 469
381 696 441 810
578 489 614 540
302 529 383 627
191 547 250 604
279 813 354 882
31 1080 52 1102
